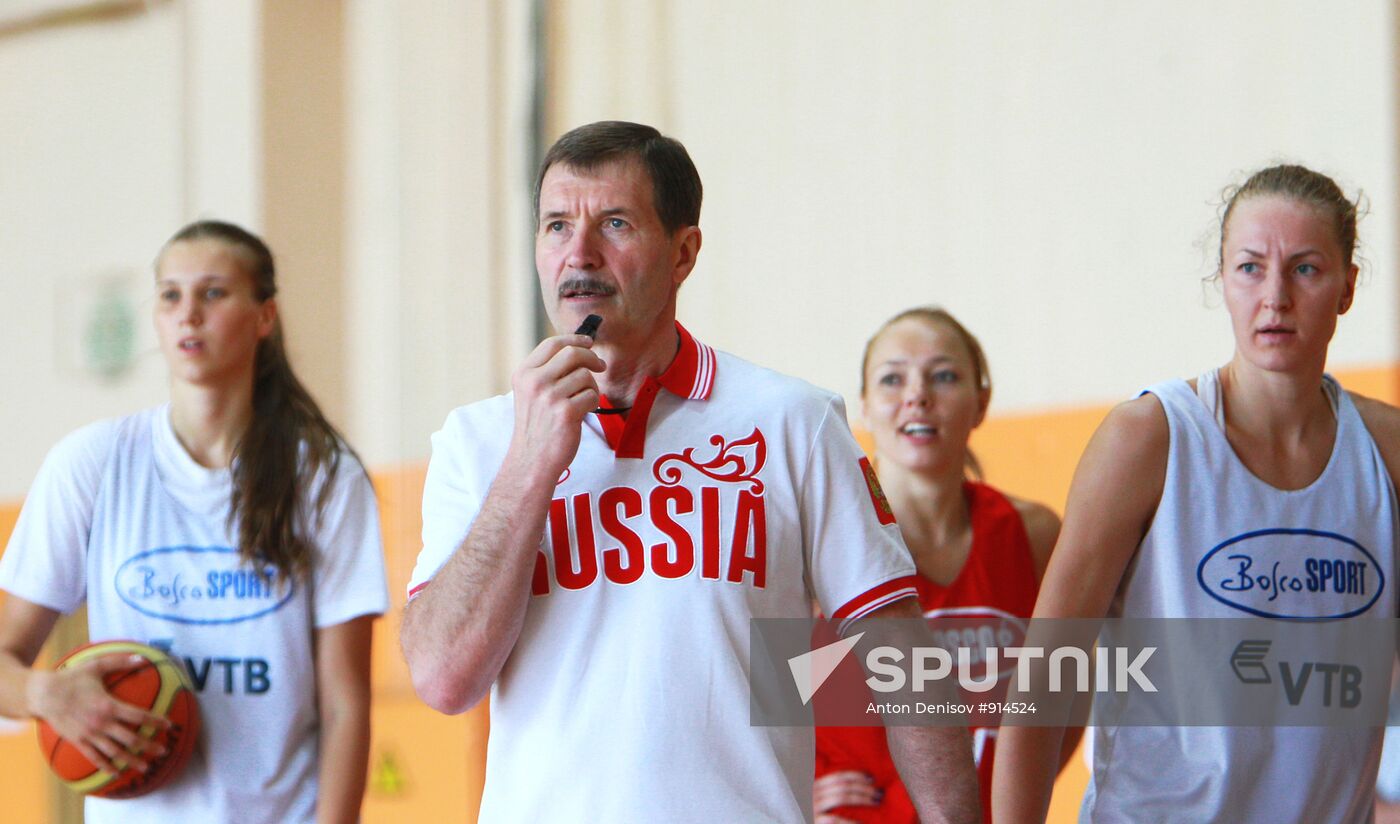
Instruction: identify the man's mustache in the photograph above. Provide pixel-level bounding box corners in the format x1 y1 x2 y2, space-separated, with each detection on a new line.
558 277 618 298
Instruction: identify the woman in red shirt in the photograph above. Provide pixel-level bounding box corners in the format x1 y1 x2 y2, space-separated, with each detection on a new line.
815 307 1073 823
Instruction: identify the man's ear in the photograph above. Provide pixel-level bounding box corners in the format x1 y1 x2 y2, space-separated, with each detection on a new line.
672 226 703 288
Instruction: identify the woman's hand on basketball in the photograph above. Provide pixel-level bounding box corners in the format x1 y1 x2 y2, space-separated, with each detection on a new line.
30 653 169 774
814 770 882 822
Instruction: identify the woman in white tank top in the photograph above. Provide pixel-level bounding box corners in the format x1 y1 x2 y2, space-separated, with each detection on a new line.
0 222 387 823
993 165 1400 824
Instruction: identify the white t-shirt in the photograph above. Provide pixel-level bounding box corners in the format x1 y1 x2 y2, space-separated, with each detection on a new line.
0 405 389 824
409 323 918 823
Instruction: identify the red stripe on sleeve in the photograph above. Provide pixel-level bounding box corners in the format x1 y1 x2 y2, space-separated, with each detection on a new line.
830 575 921 635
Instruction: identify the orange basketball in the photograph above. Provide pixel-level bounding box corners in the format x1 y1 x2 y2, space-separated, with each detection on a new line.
36 640 201 799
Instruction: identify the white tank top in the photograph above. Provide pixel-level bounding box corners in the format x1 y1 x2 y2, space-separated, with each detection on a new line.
1081 370 1397 824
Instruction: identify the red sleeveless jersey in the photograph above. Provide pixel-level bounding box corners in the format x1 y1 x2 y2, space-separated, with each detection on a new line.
814 481 1040 823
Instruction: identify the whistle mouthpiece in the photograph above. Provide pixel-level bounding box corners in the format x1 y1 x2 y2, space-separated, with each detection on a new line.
575 314 602 340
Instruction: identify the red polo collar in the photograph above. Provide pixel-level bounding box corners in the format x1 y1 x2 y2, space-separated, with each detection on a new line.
596 322 716 458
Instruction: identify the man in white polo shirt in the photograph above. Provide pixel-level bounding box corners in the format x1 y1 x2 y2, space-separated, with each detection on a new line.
400 121 978 823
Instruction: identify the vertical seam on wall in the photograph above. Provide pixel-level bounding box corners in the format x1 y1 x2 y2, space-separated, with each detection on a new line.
178 0 191 219
528 0 550 346
486 0 505 393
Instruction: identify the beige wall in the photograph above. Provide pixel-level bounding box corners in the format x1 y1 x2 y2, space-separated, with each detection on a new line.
262 0 348 433
1 0 1397 485
0 0 531 494
544 0 1398 415
0 1 280 499
0 3 182 499
344 0 536 468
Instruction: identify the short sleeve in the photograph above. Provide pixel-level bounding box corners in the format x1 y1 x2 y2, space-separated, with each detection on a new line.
408 402 509 600
801 397 918 634
310 457 390 628
0 419 119 614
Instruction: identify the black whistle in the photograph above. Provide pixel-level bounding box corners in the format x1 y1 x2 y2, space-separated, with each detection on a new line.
575 314 602 340
576 314 623 415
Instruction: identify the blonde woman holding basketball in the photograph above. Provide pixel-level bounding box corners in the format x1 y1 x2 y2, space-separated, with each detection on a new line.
0 221 388 823
993 166 1400 823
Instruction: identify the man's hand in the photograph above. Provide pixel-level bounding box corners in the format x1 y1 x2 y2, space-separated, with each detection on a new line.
508 333 605 482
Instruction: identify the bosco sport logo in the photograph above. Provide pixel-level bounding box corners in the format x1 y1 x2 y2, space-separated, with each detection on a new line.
115 546 294 625
1196 528 1385 621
